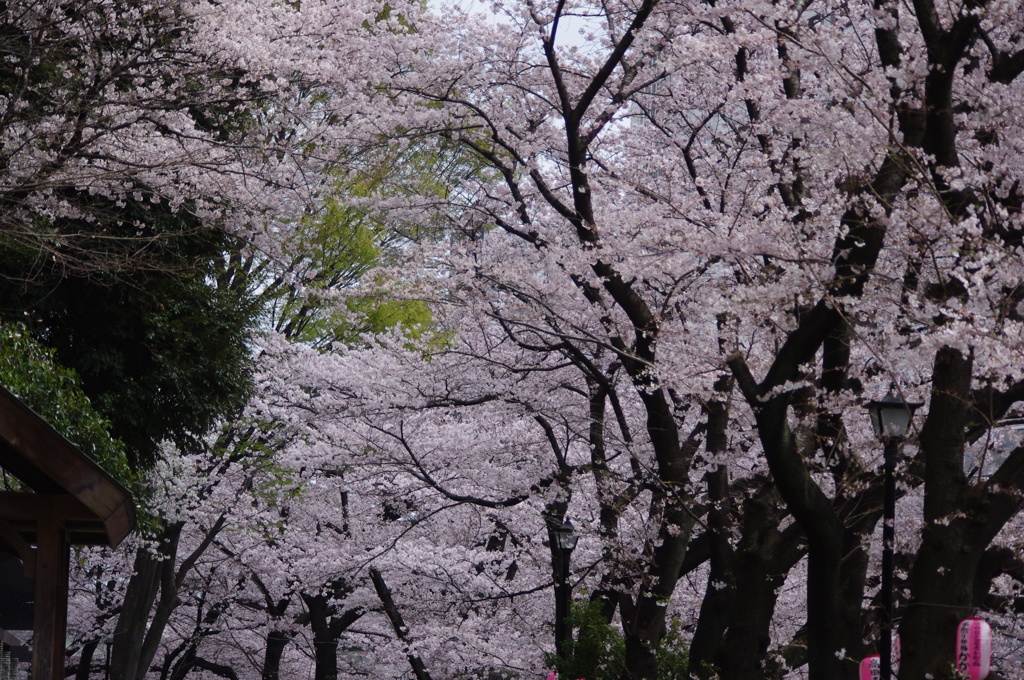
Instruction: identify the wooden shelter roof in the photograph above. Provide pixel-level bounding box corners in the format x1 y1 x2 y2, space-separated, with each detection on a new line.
0 384 135 547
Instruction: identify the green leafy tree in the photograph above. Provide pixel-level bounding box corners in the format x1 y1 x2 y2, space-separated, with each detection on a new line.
0 217 261 468
265 142 468 348
0 0 300 469
0 320 144 507
271 194 432 347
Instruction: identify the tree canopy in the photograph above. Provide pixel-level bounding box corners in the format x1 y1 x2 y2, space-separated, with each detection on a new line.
0 224 261 467
5 0 1024 679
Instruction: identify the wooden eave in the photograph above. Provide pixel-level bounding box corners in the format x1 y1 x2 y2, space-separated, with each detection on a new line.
0 384 135 547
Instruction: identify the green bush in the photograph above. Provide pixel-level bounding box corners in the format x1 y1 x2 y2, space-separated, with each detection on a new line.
546 600 689 680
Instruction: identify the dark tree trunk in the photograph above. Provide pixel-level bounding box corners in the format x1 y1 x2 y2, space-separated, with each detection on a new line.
730 353 856 680
73 639 100 680
370 568 432 680
618 495 695 680
898 349 1024 680
807 547 850 680
617 388 700 680
687 466 735 680
899 348 975 680
303 595 339 680
261 630 293 680
109 514 227 680
621 633 658 680
716 489 805 680
109 525 181 680
715 563 787 680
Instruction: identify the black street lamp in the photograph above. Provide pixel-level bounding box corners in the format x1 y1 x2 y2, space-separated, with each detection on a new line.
865 392 921 680
552 520 578 660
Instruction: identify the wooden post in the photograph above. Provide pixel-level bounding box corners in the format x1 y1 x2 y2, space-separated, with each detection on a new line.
32 517 69 680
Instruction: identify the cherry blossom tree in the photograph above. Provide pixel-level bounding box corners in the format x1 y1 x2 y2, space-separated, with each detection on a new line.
62 90 478 680
296 0 1024 677
0 0 351 469
53 0 1024 678
0 0 326 273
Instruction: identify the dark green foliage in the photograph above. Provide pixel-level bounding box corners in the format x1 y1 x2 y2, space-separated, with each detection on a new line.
0 201 261 469
547 600 689 680
0 0 269 471
552 600 625 680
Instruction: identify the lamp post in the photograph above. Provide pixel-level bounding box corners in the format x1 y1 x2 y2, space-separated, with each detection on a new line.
865 393 921 680
552 520 578 660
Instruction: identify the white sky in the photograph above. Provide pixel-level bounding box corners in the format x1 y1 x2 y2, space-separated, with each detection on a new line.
429 0 598 51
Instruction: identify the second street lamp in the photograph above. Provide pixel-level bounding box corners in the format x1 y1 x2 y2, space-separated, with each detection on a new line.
865 392 922 680
553 520 578 660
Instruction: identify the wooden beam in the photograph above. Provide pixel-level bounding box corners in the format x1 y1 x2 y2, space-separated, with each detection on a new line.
0 492 113 546
0 492 96 521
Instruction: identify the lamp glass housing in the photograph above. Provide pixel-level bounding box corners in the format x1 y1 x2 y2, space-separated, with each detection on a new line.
866 393 921 439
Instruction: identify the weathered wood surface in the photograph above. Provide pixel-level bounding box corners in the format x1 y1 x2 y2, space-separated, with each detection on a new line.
0 384 134 545
0 382 137 680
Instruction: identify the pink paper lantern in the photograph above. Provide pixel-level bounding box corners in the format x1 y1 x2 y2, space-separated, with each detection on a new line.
860 655 880 680
956 618 992 680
